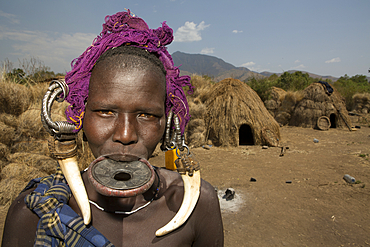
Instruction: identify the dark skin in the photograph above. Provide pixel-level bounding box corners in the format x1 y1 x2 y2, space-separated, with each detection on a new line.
2 57 224 246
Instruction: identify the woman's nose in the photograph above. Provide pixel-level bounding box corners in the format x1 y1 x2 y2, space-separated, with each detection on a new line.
112 114 138 145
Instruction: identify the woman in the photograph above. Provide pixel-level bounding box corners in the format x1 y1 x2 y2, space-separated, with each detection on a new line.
2 10 223 247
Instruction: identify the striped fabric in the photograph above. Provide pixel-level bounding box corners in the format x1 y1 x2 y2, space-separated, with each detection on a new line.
24 168 114 247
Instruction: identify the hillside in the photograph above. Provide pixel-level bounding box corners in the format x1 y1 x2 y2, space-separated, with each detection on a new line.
171 51 355 82
172 51 262 82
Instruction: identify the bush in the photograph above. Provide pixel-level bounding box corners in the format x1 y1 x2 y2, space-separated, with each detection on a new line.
275 71 314 91
246 76 277 102
1 57 64 85
333 74 370 110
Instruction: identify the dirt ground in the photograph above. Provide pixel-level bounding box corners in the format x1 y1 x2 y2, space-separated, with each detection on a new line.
153 116 370 246
1 116 369 246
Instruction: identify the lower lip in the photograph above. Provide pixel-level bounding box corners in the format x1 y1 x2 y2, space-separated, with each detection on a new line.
87 154 155 197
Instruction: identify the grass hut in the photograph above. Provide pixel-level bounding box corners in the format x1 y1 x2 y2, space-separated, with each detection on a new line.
289 82 352 130
205 78 280 147
352 93 370 114
265 87 287 118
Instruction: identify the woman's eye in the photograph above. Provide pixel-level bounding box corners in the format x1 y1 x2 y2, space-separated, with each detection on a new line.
98 110 114 116
138 113 155 118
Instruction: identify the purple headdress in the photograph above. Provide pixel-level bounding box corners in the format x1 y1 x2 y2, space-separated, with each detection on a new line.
64 9 193 133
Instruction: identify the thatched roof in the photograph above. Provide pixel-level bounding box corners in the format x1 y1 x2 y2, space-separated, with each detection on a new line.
205 78 280 147
352 92 370 114
265 87 290 118
272 90 304 126
270 87 287 102
290 82 352 129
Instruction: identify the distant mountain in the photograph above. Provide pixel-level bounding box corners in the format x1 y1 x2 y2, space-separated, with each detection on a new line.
172 51 262 82
171 51 348 82
260 71 339 82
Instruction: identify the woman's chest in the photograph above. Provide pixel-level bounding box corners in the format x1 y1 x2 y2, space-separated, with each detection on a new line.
88 201 195 247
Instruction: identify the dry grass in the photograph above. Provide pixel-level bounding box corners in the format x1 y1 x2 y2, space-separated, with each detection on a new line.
188 101 207 119
188 74 213 103
0 81 32 116
284 90 304 104
0 113 18 128
0 121 17 146
29 82 49 102
0 77 95 212
353 92 370 102
187 118 206 132
187 132 206 148
0 178 28 206
185 75 213 147
1 163 46 181
274 90 305 124
7 152 57 175
0 144 9 161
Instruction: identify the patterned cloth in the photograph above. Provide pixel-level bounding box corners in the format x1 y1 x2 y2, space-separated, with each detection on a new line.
24 168 114 247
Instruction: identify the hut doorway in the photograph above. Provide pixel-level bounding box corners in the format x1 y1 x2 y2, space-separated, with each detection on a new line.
330 114 337 128
239 124 254 145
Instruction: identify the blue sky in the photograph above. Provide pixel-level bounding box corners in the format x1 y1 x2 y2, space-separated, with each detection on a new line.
0 0 369 78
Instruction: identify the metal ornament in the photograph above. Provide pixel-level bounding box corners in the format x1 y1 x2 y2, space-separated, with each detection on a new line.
41 79 91 225
41 79 76 140
156 113 201 237
161 110 183 152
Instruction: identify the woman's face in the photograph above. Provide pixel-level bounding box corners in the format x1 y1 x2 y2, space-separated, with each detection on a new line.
83 63 166 160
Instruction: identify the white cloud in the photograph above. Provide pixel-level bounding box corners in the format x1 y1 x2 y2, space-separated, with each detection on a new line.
0 10 20 24
200 47 214 54
294 60 300 63
325 57 341 63
0 27 96 72
290 64 306 70
241 61 256 67
232 30 243 34
241 62 269 72
174 21 210 42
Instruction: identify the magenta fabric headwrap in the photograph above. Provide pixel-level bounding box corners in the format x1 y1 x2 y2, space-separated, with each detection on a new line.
64 9 193 133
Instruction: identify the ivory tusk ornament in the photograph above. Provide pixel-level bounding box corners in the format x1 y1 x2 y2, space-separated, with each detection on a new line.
155 170 201 236
58 156 91 225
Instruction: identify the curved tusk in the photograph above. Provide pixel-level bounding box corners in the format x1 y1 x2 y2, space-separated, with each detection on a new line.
155 170 201 236
41 80 90 225
58 156 91 225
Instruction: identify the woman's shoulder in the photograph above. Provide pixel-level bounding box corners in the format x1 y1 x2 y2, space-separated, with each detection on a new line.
2 188 40 246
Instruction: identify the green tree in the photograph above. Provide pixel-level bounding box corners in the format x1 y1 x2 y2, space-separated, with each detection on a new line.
275 71 313 91
246 76 278 102
333 74 370 110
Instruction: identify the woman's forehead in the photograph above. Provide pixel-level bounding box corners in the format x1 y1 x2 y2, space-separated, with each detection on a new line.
94 49 166 76
89 66 166 102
